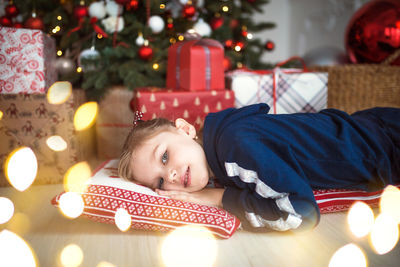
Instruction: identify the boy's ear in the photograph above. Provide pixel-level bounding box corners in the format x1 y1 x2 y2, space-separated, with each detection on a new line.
175 118 197 139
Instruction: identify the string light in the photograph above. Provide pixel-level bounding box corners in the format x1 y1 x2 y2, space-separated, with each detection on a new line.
169 38 176 44
222 5 229 12
178 35 184 41
77 67 82 73
97 34 103 39
57 50 63 56
57 15 62 20
152 63 159 70
160 4 165 9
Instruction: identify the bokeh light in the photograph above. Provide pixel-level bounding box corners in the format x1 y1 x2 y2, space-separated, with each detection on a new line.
369 213 399 255
347 201 375 238
74 101 98 131
329 243 367 267
0 110 3 120
58 192 85 219
5 147 38 191
114 208 131 232
0 230 37 267
0 197 14 224
63 161 91 193
161 225 217 267
60 243 83 267
47 81 72 104
379 185 400 224
46 135 68 151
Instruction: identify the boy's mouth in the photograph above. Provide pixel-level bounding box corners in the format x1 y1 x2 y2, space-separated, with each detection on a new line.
183 167 190 187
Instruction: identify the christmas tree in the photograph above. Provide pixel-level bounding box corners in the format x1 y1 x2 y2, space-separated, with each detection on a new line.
1 0 275 100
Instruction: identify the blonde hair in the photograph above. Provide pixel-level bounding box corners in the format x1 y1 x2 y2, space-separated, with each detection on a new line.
118 118 174 181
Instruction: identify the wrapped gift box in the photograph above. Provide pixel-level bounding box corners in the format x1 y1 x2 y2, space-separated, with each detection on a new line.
166 39 225 91
0 90 95 186
96 86 134 159
0 26 58 94
226 68 328 114
133 87 234 129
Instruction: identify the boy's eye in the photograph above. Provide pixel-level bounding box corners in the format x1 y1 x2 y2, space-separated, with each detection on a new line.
158 178 164 189
161 150 168 165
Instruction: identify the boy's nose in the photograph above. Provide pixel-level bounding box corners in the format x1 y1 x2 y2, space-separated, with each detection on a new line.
167 169 178 183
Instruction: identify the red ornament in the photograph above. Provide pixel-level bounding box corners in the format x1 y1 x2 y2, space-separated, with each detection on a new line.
346 0 400 65
138 45 153 61
74 5 88 20
241 30 248 38
223 56 232 71
265 40 275 51
0 16 12 27
5 4 19 18
24 17 44 30
167 23 174 30
126 0 140 11
210 17 224 30
224 39 233 49
182 4 196 19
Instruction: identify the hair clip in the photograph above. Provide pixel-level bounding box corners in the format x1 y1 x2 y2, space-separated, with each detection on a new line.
133 111 144 127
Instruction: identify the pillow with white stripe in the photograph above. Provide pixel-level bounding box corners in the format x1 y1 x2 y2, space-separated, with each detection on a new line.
51 159 241 239
313 185 400 214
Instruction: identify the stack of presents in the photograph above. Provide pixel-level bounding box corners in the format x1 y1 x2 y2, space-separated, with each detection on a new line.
0 27 95 186
0 26 328 186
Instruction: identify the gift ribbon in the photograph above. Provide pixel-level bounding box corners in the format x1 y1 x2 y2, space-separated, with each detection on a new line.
67 18 108 38
174 39 223 90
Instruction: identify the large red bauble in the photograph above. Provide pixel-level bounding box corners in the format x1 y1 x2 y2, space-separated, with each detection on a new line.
346 0 400 65
25 17 44 30
0 16 12 27
5 4 19 18
74 5 88 19
138 45 153 61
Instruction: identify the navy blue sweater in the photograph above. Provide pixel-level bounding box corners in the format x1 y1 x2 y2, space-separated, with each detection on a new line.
203 104 400 232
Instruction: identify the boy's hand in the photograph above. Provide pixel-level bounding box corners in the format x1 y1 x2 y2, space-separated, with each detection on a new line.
155 188 225 208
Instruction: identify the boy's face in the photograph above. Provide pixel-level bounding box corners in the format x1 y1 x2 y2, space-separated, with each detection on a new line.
130 122 210 193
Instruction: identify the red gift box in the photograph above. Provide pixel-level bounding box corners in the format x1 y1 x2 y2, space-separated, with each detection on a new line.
0 27 58 94
166 39 225 91
132 87 234 129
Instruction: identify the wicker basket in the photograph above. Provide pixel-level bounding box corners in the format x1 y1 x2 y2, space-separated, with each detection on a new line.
311 64 400 114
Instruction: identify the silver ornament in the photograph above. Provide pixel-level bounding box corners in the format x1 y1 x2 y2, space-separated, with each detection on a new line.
55 57 75 76
78 47 101 72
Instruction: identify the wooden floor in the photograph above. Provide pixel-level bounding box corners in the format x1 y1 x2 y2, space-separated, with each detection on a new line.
1 184 399 267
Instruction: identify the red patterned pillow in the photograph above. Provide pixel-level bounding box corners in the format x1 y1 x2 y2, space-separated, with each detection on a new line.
51 160 241 239
313 185 400 214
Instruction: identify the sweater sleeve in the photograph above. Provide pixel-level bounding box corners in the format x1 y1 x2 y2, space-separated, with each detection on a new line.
219 139 320 232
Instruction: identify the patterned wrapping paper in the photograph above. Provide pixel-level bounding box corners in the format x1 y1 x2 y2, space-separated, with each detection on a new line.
226 67 328 114
133 87 235 129
0 90 95 186
166 39 225 91
0 26 58 94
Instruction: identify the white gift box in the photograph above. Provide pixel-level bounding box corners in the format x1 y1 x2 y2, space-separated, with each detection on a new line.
226 65 328 114
0 27 58 94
